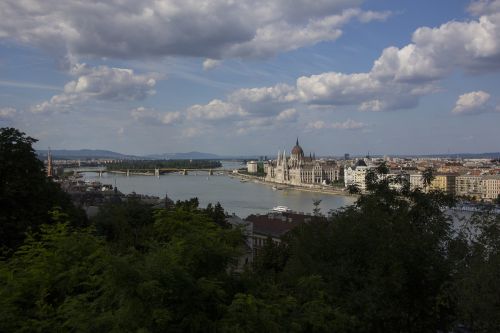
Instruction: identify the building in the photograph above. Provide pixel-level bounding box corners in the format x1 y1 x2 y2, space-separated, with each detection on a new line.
455 175 483 199
409 172 425 191
382 171 410 191
247 161 258 173
265 139 342 186
344 159 370 190
245 211 318 256
430 174 457 195
482 175 500 201
227 215 253 270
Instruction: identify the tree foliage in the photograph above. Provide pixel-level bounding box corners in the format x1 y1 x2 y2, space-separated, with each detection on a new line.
0 127 85 252
0 200 244 332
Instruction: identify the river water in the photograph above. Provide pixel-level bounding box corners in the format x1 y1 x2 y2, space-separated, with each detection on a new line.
82 161 356 218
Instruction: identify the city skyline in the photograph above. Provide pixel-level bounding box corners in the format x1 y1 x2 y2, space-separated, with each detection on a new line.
1 0 499 155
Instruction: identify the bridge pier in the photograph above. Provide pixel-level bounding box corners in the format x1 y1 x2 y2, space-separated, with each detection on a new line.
154 168 160 178
208 169 213 176
182 169 188 175
126 169 130 177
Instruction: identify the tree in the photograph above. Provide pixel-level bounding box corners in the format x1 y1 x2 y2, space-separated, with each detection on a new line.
204 202 229 228
347 184 360 194
375 161 389 175
0 202 245 332
92 199 155 252
455 211 500 332
312 199 322 217
250 166 460 332
422 167 435 189
0 127 85 252
0 222 107 332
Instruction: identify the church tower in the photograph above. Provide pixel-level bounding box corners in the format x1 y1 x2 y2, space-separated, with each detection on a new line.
47 147 53 178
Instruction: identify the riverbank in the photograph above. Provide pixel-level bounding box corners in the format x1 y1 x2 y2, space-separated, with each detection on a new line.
231 172 359 198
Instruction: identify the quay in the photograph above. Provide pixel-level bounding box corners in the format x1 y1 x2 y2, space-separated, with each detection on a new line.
233 171 358 197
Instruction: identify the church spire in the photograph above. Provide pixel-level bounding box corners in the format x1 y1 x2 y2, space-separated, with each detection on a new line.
47 147 53 178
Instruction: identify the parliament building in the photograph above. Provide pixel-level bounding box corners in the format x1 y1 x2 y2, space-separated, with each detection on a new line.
265 139 342 186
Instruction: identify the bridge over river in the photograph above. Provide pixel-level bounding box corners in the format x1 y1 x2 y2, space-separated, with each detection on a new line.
66 166 231 176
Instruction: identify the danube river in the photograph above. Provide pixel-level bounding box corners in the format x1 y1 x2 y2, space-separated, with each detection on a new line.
82 162 356 217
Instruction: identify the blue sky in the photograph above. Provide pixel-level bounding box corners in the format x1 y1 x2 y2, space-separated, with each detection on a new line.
0 0 499 156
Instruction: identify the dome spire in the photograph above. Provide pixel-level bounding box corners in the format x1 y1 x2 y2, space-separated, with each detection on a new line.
296 137 299 146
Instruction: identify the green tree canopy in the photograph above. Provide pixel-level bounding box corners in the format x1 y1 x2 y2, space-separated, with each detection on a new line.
0 127 85 252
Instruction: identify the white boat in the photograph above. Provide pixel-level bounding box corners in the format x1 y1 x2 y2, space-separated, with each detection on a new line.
272 205 291 212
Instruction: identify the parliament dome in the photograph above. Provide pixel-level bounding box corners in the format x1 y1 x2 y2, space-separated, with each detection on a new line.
291 138 304 157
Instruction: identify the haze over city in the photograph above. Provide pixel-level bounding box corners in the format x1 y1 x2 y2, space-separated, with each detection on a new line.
1 0 499 155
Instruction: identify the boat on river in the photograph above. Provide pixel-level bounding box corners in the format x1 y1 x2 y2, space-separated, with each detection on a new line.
272 205 291 212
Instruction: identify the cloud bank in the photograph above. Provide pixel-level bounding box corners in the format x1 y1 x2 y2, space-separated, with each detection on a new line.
32 64 159 113
178 1 500 126
0 0 389 60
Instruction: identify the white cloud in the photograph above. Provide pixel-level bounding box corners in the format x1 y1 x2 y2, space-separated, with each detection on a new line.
32 64 159 113
162 111 182 125
233 107 300 135
203 59 221 71
131 107 182 125
357 10 392 23
468 0 500 16
276 108 298 122
0 0 389 60
452 90 497 115
372 12 500 82
297 72 380 105
306 119 367 130
229 84 297 115
186 99 247 121
290 8 500 111
0 107 16 120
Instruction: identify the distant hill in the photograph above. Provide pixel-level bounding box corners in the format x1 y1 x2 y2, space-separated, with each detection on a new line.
37 149 138 160
37 149 228 160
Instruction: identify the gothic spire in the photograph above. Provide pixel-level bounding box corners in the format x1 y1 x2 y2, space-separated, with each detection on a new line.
47 147 53 177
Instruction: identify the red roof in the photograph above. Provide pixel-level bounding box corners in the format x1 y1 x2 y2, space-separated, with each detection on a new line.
246 212 317 238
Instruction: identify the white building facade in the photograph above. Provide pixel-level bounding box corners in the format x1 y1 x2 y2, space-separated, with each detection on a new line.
265 139 342 186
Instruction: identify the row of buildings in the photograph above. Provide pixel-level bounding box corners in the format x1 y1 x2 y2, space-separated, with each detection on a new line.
344 159 500 201
247 138 500 202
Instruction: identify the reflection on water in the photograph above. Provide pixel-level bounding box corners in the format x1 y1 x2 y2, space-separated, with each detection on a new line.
83 166 356 218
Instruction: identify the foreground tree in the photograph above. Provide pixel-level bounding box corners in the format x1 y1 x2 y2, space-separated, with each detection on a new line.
242 169 463 332
455 211 500 332
0 127 85 252
0 201 244 332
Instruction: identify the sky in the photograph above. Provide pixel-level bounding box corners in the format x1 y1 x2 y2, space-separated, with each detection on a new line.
0 0 499 156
